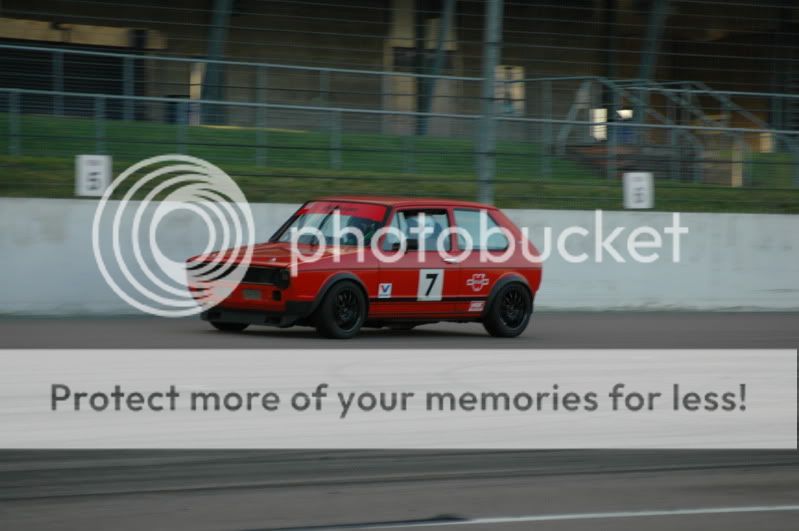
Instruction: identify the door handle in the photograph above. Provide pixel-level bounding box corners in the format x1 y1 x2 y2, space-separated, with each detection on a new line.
442 257 458 263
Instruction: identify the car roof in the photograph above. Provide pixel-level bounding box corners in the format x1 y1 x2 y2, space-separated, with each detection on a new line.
315 195 496 210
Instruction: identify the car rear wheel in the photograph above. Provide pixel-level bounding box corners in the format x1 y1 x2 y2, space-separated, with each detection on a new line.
314 281 366 339
210 321 249 332
482 283 532 338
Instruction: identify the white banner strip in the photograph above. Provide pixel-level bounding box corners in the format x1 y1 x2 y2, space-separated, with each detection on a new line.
0 349 795 449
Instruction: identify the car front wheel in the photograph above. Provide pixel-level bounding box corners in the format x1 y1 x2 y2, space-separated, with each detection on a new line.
482 283 532 338
314 281 366 339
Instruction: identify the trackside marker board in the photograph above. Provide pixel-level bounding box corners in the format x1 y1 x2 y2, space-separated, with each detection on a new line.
0 349 794 449
623 171 654 209
75 155 112 197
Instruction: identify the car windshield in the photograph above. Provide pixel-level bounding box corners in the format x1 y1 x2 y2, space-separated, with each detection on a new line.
272 201 387 246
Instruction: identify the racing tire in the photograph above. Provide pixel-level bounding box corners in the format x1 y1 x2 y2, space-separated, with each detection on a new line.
210 321 249 332
314 281 367 339
482 283 532 338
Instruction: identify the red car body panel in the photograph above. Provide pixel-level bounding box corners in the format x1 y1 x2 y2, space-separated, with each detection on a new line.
196 196 542 327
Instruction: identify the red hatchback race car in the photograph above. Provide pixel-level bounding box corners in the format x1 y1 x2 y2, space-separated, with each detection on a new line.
194 196 542 339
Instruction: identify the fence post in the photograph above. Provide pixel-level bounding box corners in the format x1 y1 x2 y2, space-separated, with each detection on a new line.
53 51 64 116
255 108 267 166
669 127 679 180
8 91 20 155
541 79 552 179
177 100 187 154
320 70 330 134
329 110 342 169
256 67 268 167
418 0 456 136
403 134 416 174
380 72 389 135
743 138 753 187
667 97 678 180
95 96 106 153
731 134 744 188
123 57 135 121
476 0 503 204
693 138 703 183
320 70 329 106
606 119 617 181
792 145 799 188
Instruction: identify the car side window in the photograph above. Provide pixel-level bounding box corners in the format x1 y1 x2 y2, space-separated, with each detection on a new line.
453 209 509 251
382 210 451 251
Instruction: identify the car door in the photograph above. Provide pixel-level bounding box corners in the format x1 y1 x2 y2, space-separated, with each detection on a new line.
372 208 458 318
451 208 513 315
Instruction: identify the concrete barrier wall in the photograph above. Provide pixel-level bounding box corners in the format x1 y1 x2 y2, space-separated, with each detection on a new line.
1 198 797 314
504 209 799 310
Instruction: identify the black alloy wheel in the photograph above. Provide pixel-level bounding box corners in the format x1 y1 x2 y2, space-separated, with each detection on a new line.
483 283 533 338
315 280 367 339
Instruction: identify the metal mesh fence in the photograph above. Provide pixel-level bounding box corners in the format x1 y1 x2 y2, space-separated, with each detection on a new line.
2 84 797 211
0 1 798 211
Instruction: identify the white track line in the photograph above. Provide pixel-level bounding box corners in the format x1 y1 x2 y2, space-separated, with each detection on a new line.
353 505 799 529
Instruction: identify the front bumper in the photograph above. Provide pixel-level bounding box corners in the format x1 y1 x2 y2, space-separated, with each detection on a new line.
201 301 314 328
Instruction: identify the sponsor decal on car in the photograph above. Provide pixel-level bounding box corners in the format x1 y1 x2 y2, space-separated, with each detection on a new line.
468 300 485 312
466 273 490 292
378 283 392 299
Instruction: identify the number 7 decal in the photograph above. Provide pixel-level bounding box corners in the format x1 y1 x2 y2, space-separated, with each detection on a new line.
417 269 444 301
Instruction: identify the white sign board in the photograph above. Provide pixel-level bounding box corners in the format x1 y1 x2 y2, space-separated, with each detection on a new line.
75 155 112 197
623 171 654 209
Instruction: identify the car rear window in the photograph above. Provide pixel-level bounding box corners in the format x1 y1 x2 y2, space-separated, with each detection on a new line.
453 209 509 250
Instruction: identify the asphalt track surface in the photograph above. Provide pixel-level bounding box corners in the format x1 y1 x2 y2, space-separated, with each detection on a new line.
1 312 797 530
0 311 797 348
